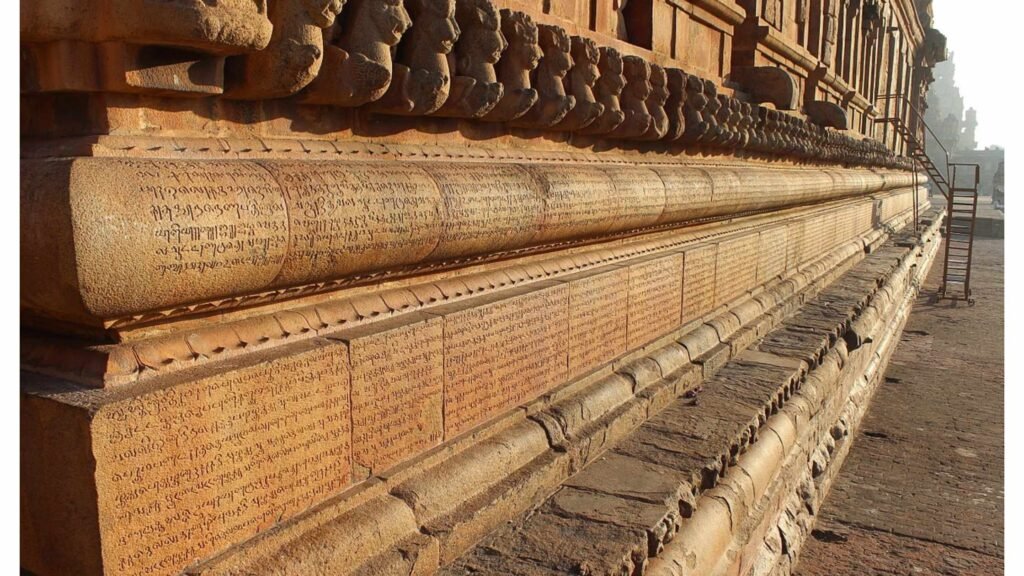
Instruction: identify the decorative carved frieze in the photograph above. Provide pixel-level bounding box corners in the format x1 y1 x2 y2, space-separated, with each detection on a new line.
225 0 344 99
578 46 627 135
18 0 912 164
663 68 688 142
608 55 653 139
550 35 605 132
638 63 670 141
511 24 576 129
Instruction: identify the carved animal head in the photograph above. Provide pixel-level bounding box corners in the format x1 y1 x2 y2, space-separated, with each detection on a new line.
648 64 669 105
597 47 625 93
456 0 507 64
622 55 651 100
409 0 460 53
538 25 572 76
500 10 542 71
685 74 702 95
304 0 346 28
367 0 412 45
571 36 601 85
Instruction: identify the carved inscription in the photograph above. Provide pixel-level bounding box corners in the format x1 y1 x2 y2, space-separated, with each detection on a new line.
835 208 855 247
704 168 745 215
91 343 351 576
567 267 629 379
345 315 444 474
786 219 807 272
652 166 715 224
443 284 569 438
715 233 759 307
73 159 289 316
627 254 684 349
682 243 717 323
798 218 824 266
606 167 667 230
425 163 545 259
733 169 791 211
758 227 788 284
524 165 622 243
825 212 838 249
263 161 443 286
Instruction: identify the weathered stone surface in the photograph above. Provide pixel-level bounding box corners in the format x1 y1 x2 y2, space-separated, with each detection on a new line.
445 223 939 576
441 283 569 438
21 1 938 574
338 313 444 474
627 254 684 349
715 232 760 307
682 243 718 323
21 339 353 576
566 267 629 379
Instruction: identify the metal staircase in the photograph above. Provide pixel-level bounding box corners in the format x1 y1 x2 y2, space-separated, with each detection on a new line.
876 94 980 304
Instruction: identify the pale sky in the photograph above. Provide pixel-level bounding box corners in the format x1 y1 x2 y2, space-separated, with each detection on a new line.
930 1 1011 149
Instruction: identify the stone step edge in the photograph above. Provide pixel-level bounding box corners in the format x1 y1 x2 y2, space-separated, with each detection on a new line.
737 216 944 576
439 211 938 576
645 212 943 576
186 208 920 576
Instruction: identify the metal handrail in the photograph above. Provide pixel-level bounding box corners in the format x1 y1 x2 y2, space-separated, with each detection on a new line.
876 93 950 175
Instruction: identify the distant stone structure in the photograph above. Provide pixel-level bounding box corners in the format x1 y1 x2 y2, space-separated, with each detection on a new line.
924 52 1003 198
20 1 946 575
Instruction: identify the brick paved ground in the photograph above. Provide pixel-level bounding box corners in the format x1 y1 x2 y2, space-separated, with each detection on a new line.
796 237 1004 575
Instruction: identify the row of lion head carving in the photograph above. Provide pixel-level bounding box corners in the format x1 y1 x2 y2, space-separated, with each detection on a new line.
22 0 905 166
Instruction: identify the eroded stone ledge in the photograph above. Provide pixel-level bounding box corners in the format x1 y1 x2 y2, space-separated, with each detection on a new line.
442 212 941 576
647 213 943 576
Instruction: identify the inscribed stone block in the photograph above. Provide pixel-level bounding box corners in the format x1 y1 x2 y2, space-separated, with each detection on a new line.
568 267 629 379
90 340 352 576
683 243 717 323
758 226 788 284
340 313 444 474
715 233 759 307
442 284 570 438
627 254 684 349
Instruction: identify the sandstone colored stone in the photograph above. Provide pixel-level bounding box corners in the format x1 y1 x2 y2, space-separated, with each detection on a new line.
715 232 760 307
565 266 629 379
440 282 570 438
682 243 718 323
336 313 444 475
23 339 353 576
627 253 685 349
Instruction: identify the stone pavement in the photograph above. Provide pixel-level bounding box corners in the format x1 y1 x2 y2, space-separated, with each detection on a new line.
795 238 1004 575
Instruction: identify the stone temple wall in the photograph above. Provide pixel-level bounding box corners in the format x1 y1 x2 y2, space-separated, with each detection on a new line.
20 1 943 575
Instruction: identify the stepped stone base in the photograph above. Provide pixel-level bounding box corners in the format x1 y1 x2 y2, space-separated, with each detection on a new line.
451 212 943 576
22 184 932 576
